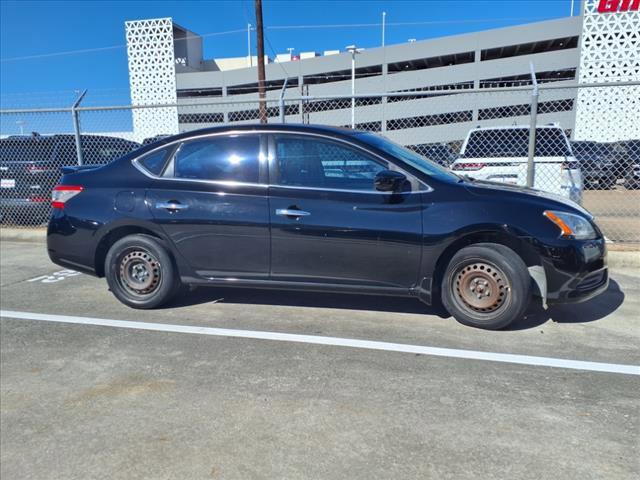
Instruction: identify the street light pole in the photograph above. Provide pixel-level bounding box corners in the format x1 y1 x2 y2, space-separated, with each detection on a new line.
382 11 386 47
346 45 357 129
247 23 252 67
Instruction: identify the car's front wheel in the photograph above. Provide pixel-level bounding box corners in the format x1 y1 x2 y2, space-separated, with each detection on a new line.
441 243 531 330
105 234 181 309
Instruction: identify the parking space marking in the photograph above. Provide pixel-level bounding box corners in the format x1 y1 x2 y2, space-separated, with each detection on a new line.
1 309 639 376
26 270 82 284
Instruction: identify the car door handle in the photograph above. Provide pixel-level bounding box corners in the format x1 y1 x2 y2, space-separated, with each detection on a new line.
276 208 310 217
156 201 189 211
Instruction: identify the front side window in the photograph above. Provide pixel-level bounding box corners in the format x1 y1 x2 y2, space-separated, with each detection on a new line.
275 135 387 190
173 135 260 183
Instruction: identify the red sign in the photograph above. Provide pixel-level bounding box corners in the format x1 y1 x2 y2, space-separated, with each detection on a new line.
597 0 639 13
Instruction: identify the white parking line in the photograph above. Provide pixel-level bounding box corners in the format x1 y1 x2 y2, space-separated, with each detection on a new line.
1 309 639 376
26 270 81 284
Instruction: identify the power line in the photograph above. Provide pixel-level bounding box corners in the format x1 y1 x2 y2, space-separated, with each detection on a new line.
0 16 555 63
0 28 247 62
242 0 292 82
265 16 552 29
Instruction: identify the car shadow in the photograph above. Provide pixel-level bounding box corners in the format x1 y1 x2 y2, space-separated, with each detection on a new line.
167 286 448 317
165 279 624 332
508 278 625 330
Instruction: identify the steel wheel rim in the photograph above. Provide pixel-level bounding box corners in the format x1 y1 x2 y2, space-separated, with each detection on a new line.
453 261 510 315
118 249 161 297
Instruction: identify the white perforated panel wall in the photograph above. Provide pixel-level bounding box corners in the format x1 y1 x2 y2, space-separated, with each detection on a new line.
574 0 640 141
125 18 179 143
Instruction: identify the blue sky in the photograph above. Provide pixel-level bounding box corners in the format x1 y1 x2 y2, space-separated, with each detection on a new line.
1 0 577 106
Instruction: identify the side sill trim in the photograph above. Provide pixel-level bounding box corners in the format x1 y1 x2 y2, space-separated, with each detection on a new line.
180 276 415 297
51 257 98 277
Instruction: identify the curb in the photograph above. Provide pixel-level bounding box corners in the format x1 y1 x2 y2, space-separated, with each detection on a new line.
1 228 46 244
607 250 640 270
1 227 639 270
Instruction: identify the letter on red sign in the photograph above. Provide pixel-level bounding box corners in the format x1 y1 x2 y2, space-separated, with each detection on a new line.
620 0 640 11
598 0 619 12
598 0 639 11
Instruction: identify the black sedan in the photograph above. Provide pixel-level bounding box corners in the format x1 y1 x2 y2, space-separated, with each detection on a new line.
47 125 608 330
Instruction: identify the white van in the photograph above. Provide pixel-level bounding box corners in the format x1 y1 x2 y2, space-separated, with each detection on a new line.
451 125 583 203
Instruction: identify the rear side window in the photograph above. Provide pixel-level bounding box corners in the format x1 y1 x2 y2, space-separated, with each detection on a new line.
173 135 260 183
463 128 570 158
139 148 170 176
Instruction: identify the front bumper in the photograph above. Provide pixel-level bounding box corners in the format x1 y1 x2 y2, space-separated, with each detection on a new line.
539 236 609 304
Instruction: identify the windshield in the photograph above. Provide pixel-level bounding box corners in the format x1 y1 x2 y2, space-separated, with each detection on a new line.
356 133 460 183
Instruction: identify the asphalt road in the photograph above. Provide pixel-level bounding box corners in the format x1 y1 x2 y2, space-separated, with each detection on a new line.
1 240 639 480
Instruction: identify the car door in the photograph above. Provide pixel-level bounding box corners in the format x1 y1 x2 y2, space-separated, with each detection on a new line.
145 133 270 279
268 133 424 289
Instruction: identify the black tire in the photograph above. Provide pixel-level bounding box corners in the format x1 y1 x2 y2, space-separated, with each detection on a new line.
598 176 616 190
105 234 181 309
441 243 531 330
602 176 618 190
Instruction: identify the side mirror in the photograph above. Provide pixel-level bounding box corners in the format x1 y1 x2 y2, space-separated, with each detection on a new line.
374 169 407 192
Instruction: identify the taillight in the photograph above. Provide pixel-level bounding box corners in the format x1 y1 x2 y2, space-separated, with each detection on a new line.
51 185 83 209
452 162 485 171
26 165 54 174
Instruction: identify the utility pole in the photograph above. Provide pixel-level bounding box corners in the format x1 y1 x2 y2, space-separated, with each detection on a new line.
255 0 267 123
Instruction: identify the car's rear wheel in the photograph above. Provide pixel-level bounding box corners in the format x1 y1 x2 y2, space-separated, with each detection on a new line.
105 234 180 309
441 243 531 330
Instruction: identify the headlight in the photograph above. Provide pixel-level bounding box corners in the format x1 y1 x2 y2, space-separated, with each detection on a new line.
543 210 597 240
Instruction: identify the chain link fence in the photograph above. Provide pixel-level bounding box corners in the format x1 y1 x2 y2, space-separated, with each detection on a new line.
1 83 638 243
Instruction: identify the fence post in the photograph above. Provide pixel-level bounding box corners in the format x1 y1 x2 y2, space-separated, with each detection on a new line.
526 64 538 188
279 78 288 123
71 90 87 166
